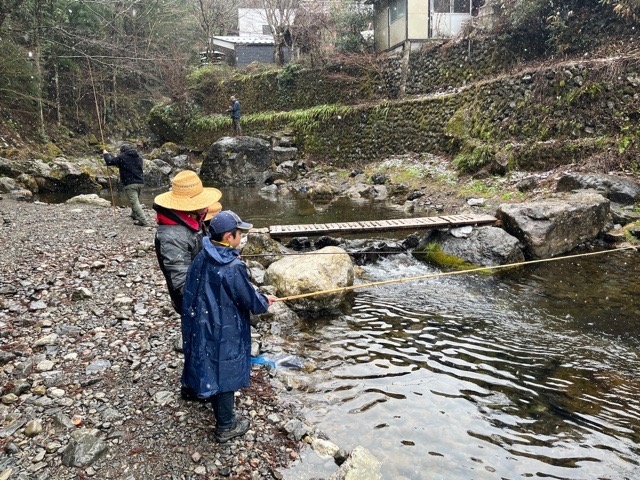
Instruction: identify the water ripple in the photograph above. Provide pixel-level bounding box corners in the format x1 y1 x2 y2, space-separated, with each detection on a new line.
285 252 640 479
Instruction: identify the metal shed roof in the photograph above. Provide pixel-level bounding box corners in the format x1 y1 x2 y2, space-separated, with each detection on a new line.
211 35 274 46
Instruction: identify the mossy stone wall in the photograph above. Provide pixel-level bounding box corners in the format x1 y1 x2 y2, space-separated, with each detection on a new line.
377 35 543 97
405 38 521 94
202 64 384 116
158 33 640 172
192 57 639 170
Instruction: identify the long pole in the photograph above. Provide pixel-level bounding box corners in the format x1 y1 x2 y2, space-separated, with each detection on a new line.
274 245 638 302
87 59 117 220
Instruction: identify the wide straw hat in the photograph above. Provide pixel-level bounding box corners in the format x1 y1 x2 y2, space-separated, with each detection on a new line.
154 171 222 212
204 201 222 222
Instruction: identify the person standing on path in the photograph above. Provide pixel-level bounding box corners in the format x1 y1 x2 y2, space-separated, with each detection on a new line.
226 95 242 138
181 210 276 442
103 144 147 226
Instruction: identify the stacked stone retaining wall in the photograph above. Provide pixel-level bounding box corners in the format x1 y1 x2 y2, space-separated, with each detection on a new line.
183 55 639 170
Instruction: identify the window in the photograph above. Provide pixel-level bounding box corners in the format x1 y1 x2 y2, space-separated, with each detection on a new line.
262 25 272 35
433 0 449 13
453 0 470 13
434 0 471 13
389 0 405 23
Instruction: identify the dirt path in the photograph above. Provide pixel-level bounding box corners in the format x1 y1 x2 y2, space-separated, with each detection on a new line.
0 199 302 479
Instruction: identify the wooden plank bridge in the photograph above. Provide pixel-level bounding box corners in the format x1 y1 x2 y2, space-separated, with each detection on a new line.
253 213 497 238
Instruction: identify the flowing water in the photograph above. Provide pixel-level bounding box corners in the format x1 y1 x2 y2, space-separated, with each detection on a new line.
279 252 640 479
53 186 640 479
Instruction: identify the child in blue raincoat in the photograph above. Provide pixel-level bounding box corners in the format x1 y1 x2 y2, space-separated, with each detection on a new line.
180 210 276 443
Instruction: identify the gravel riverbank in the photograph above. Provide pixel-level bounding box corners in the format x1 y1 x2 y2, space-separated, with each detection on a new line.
0 198 304 479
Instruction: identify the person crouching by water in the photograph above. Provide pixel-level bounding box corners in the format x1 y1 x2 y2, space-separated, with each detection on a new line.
102 144 147 226
181 210 276 443
153 170 222 318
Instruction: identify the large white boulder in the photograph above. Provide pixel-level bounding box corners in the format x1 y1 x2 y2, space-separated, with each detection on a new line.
496 191 610 259
264 246 354 313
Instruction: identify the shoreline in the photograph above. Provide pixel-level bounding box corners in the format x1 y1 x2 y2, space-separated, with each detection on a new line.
0 199 305 479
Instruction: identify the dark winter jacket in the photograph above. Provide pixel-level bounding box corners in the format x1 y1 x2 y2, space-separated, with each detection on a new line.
227 99 241 119
103 145 144 186
153 204 204 314
180 237 269 398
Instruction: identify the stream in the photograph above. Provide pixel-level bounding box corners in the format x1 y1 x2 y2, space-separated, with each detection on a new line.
45 186 640 479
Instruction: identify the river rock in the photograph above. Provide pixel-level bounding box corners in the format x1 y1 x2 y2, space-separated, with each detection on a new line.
272 146 298 165
344 183 376 199
200 136 273 186
0 350 16 365
556 173 640 205
270 159 303 183
328 446 382 480
264 246 354 313
33 333 58 347
611 204 640 226
0 176 18 193
283 418 312 441
24 419 43 437
46 159 100 192
66 194 111 207
8 188 33 201
496 192 610 259
416 226 525 267
137 159 172 187
61 428 108 467
311 437 340 458
242 232 289 268
302 181 339 202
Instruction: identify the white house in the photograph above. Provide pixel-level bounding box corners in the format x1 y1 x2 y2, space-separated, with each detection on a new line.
238 8 287 36
366 0 485 52
211 8 293 67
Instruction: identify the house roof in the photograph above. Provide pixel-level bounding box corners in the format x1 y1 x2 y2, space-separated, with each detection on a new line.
211 35 274 46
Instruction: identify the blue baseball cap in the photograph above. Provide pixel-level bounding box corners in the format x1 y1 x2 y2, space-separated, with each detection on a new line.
209 210 252 235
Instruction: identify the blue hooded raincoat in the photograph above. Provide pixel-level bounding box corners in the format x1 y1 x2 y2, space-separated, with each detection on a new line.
180 237 269 398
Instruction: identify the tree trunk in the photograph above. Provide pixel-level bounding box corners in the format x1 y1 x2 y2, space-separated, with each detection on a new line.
31 0 47 140
54 63 61 126
111 70 118 121
274 32 284 66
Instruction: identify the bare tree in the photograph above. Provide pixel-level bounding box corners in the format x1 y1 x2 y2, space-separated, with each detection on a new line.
261 0 299 66
291 2 332 67
190 0 239 59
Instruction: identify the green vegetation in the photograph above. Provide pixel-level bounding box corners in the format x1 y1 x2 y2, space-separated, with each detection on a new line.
413 244 482 271
623 222 640 244
566 82 603 105
459 180 499 197
453 145 495 173
248 104 352 135
277 63 305 107
330 1 374 53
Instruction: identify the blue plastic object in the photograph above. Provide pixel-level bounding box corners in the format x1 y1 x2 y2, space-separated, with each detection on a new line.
251 355 276 369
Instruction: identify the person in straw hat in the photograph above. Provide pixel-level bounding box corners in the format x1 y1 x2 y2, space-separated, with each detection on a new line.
153 170 222 318
203 199 222 231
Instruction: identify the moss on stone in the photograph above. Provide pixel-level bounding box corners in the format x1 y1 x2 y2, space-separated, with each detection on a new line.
43 142 64 160
413 243 478 271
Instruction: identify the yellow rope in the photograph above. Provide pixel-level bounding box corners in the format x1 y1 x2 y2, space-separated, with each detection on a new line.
274 244 638 302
